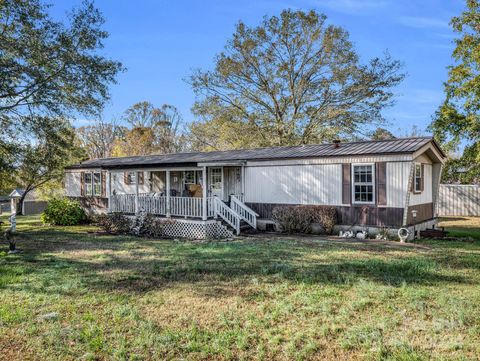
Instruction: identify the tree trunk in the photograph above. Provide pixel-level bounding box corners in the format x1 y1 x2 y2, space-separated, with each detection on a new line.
17 187 31 216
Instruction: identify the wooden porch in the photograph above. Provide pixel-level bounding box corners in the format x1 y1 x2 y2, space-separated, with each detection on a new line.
106 165 257 235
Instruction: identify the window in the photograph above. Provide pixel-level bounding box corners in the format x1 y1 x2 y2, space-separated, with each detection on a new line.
84 172 93 196
126 171 136 185
414 163 422 193
93 172 102 196
124 171 144 185
84 172 102 196
352 164 375 203
184 171 196 184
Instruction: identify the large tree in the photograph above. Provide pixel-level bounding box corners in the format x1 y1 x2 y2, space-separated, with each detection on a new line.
189 9 404 149
76 118 126 159
112 102 187 156
430 0 480 183
0 0 123 173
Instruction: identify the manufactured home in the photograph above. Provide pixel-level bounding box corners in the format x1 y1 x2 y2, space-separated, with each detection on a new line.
64 137 446 239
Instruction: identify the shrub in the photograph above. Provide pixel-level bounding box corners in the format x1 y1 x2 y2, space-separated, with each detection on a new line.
95 213 132 234
130 212 174 238
272 205 337 234
41 198 87 226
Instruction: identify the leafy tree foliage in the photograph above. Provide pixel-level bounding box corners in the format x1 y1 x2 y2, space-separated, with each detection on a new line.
189 9 404 149
0 0 123 180
76 119 126 159
370 128 396 140
430 0 480 183
111 102 187 156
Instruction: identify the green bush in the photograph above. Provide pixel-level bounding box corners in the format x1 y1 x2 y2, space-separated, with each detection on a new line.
94 213 131 234
41 198 87 226
272 205 337 234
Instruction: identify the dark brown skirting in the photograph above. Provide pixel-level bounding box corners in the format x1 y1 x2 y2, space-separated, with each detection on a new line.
406 202 433 225
246 202 405 228
69 196 108 210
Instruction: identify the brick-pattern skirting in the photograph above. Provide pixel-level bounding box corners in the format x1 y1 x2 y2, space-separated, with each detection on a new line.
246 202 405 227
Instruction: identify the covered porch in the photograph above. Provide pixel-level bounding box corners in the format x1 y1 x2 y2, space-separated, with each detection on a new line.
106 164 256 234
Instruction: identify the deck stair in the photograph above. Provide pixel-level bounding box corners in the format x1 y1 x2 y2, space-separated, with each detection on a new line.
213 196 258 235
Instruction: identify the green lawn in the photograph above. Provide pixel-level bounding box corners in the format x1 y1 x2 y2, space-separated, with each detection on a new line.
1 215 480 360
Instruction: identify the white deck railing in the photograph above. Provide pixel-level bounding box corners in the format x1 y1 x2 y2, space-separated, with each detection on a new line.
170 196 202 218
110 194 214 218
213 196 240 235
138 194 167 215
231 195 258 229
110 194 136 214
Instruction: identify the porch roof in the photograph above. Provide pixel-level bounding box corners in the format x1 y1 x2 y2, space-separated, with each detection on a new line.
66 137 445 170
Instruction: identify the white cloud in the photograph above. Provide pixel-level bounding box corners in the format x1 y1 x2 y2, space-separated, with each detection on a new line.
397 16 449 29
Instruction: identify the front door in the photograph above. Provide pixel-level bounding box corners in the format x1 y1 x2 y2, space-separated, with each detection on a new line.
209 167 223 199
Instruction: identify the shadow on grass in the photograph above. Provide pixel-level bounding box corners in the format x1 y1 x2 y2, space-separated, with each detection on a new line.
1 231 474 296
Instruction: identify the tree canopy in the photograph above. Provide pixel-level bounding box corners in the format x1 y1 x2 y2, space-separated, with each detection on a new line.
430 0 480 183
0 0 123 190
189 9 404 149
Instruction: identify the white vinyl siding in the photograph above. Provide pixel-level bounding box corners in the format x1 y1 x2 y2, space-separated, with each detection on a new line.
110 171 150 195
65 172 82 197
244 164 342 205
410 163 433 205
386 162 410 208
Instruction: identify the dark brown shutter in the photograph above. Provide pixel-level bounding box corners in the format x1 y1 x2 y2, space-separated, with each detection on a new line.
80 172 85 196
420 164 425 191
101 171 107 197
138 171 144 185
376 162 387 205
124 172 129 185
342 163 351 204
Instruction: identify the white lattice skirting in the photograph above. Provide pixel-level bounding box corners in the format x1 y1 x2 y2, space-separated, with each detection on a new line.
162 219 234 239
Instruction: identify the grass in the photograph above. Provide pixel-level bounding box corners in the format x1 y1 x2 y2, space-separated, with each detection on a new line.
0 215 479 360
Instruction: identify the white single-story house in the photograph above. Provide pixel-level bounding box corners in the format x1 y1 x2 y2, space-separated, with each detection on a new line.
64 137 446 239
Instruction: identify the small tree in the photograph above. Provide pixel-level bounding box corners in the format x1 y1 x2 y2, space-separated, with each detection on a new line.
14 119 86 215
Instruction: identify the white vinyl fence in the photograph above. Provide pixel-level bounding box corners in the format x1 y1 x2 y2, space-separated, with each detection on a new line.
438 184 480 216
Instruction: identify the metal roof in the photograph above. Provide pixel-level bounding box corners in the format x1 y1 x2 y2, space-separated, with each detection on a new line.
66 137 444 170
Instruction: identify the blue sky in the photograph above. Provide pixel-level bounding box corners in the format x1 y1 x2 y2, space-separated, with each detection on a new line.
52 0 464 135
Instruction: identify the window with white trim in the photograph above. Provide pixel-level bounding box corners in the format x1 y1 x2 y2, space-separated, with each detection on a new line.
184 170 196 184
93 172 102 196
84 171 102 196
414 163 422 192
352 164 375 203
126 171 136 185
84 172 93 196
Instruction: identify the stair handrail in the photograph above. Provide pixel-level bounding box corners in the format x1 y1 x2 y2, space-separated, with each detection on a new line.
213 196 241 235
230 195 258 229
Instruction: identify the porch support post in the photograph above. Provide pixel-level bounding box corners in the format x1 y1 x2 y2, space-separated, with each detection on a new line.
135 171 139 214
241 164 246 200
202 166 207 220
166 170 171 217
